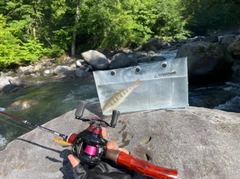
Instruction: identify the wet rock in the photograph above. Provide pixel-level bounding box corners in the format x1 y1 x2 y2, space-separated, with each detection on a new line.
0 76 27 93
75 68 91 77
53 66 75 75
6 100 39 111
55 71 76 79
1 84 20 94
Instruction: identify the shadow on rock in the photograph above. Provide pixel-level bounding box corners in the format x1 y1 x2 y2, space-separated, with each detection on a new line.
17 138 75 179
60 149 75 179
17 138 62 153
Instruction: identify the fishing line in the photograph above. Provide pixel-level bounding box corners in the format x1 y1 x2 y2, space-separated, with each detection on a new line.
0 117 32 131
0 111 68 139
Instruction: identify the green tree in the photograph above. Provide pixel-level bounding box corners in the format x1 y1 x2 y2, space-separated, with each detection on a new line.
150 0 191 39
75 0 190 50
0 0 65 68
3 0 239 68
180 0 240 35
0 14 44 68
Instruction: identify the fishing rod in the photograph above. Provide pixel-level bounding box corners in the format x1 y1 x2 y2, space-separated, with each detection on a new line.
0 111 75 144
0 101 178 179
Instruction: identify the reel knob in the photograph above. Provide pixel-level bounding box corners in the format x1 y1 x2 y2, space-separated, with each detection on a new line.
66 133 77 143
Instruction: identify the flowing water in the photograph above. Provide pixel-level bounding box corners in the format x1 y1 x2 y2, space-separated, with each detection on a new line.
0 77 98 150
1 49 240 150
189 78 240 112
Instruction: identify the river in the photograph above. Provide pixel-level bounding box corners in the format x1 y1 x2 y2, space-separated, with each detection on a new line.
0 49 240 150
0 77 98 150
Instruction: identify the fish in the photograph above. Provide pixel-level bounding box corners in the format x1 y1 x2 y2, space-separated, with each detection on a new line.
102 79 142 113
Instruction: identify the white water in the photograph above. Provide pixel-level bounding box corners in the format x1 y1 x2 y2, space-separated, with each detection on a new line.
214 96 240 112
157 49 178 60
213 79 240 112
224 81 240 95
0 134 7 150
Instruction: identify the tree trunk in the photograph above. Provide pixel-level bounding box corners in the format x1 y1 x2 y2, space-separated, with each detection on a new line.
33 27 36 38
71 0 80 57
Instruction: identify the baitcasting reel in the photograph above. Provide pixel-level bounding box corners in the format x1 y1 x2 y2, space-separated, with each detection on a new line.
71 101 119 167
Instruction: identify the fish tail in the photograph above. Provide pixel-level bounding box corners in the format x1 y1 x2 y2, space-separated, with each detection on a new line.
133 79 142 88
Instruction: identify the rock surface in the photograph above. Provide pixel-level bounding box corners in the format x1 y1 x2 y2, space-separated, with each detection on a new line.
220 35 236 50
176 41 233 82
5 100 39 111
0 76 27 94
0 105 240 179
109 52 132 69
228 35 240 57
81 50 109 70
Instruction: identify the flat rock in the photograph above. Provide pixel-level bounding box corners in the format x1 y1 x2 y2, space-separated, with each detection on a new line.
0 105 240 179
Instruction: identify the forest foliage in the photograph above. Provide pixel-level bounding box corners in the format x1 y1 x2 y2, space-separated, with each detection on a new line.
0 0 240 68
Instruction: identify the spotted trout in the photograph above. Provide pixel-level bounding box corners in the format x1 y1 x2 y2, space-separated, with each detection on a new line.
102 79 142 113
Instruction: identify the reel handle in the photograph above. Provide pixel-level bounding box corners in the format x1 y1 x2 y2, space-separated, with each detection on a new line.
106 150 178 179
75 100 87 119
110 110 120 128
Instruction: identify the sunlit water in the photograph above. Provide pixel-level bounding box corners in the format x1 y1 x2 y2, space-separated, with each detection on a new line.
1 49 240 150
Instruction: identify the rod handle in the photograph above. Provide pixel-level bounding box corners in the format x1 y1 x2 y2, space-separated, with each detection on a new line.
117 151 178 179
